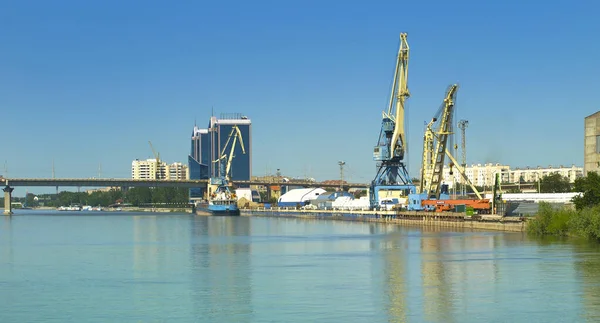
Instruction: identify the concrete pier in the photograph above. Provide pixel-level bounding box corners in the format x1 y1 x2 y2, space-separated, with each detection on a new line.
241 208 528 232
3 186 13 216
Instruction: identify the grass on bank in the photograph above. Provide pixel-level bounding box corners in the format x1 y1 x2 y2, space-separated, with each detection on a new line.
527 202 600 241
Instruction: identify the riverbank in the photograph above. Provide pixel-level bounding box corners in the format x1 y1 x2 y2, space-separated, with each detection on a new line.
528 203 600 240
241 208 528 232
6 206 193 213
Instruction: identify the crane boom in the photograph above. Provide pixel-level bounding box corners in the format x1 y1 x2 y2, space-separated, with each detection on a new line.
148 141 160 162
213 125 246 181
148 141 161 180
387 33 410 160
424 84 458 199
444 149 482 199
420 118 436 194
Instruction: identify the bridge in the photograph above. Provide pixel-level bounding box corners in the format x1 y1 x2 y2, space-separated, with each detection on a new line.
0 178 369 189
0 177 369 215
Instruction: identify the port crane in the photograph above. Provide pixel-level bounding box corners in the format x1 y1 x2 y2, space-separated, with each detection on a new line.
409 85 489 212
370 33 416 209
212 125 246 183
419 84 482 199
421 84 459 199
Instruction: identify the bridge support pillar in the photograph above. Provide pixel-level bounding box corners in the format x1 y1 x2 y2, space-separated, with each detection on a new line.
3 186 14 216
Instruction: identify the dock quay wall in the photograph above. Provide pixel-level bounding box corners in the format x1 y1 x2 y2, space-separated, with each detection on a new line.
240 208 528 232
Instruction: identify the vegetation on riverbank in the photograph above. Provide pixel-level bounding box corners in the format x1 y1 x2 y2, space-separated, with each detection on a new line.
16 187 189 208
526 203 600 240
528 172 600 241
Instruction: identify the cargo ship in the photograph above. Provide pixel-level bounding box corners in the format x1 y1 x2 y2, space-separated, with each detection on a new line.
195 124 245 217
195 177 240 216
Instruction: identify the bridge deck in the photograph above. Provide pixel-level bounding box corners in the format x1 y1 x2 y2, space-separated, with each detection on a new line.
1 178 369 188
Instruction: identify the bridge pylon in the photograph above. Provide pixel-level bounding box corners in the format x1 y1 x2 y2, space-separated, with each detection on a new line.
3 185 13 216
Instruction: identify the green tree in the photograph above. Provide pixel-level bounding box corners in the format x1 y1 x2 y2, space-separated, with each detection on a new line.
572 172 600 210
506 187 522 193
354 190 367 198
125 187 152 206
25 193 39 207
259 191 268 202
539 173 571 193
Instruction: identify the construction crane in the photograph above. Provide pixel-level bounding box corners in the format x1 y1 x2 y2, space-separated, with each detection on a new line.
370 33 416 209
212 125 246 182
148 141 162 180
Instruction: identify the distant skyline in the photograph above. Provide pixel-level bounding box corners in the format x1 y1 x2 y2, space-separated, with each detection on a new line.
1 0 598 195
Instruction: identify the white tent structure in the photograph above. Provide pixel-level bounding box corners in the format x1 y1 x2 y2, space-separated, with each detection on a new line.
278 188 326 207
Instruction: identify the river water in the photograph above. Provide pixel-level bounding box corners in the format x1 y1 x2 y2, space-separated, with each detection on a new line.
1 210 599 322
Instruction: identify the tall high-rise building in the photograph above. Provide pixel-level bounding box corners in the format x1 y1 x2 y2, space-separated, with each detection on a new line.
189 126 210 199
189 113 252 200
207 114 252 181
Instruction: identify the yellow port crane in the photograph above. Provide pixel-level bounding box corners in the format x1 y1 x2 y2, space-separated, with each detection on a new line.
370 33 415 209
213 125 246 182
415 85 483 211
421 84 459 199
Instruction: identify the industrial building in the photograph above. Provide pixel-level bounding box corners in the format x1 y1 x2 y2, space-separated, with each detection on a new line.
131 159 189 180
188 113 252 200
584 111 600 175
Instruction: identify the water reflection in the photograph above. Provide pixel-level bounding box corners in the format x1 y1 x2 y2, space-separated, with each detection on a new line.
369 223 408 323
190 216 253 322
0 216 14 273
6 212 600 322
572 241 600 322
370 226 535 322
421 231 453 323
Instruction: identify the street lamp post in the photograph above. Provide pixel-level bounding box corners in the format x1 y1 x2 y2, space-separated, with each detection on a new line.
338 161 346 192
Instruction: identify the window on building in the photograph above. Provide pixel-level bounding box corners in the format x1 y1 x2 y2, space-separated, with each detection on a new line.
597 135 600 153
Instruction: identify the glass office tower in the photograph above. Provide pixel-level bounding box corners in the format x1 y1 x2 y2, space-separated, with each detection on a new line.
189 113 252 201
207 114 252 183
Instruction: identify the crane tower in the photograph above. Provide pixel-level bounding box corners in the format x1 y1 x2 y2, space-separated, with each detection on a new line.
370 33 416 209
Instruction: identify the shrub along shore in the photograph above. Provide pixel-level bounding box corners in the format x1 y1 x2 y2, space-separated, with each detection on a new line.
527 202 600 240
527 172 600 241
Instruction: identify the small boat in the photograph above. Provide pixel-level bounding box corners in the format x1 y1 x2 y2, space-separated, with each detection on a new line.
57 205 82 211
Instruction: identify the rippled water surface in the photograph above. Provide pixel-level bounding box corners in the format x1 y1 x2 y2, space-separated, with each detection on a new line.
1 210 600 322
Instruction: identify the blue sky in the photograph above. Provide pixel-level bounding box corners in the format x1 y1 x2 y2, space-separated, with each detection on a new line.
1 0 598 194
